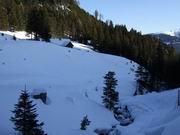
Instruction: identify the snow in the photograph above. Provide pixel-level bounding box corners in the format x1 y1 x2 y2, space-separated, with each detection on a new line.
163 31 176 37
153 29 180 37
31 88 47 95
51 38 94 51
162 116 180 135
51 38 71 46
71 42 94 51
0 31 180 135
0 31 32 39
117 90 178 134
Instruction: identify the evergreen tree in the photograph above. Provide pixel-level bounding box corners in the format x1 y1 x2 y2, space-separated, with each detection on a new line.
6 0 18 30
94 10 99 20
10 90 46 135
0 0 179 88
16 4 25 30
102 71 119 111
0 2 9 30
26 6 51 42
26 7 40 40
38 8 51 42
135 65 154 94
80 115 91 130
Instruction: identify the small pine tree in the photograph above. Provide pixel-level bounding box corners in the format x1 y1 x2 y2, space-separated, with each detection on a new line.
80 115 91 130
102 71 119 111
10 89 46 135
13 35 16 40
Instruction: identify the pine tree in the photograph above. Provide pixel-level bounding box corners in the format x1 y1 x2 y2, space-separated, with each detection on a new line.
102 71 119 111
26 7 40 40
94 10 99 20
7 0 18 30
0 2 9 30
26 6 51 42
10 89 46 135
0 0 179 88
38 8 51 42
80 115 91 130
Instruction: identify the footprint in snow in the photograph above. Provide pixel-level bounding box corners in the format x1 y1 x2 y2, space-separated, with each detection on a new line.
65 97 75 104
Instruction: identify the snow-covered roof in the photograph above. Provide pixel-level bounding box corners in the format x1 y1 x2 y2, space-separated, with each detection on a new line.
32 88 47 95
56 38 71 47
51 38 94 51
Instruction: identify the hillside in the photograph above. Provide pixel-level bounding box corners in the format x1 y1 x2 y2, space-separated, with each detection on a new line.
0 32 138 134
0 32 180 135
1 0 180 89
149 33 180 53
0 0 180 88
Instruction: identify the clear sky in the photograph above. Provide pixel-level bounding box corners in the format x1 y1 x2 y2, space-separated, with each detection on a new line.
79 0 180 34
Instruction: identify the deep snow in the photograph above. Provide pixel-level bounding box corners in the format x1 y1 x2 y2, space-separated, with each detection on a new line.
0 31 180 135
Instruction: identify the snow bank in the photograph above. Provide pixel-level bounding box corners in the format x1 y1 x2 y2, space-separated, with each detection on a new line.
0 31 31 39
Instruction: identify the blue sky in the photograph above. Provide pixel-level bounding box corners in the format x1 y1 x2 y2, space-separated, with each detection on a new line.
79 0 180 34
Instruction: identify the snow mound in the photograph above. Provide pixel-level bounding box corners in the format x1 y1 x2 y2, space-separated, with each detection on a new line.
117 89 180 135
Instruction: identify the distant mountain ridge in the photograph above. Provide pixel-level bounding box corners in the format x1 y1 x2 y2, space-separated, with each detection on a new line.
158 29 180 37
149 33 180 44
148 30 180 52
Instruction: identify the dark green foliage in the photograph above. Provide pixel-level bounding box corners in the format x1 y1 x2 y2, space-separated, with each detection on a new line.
10 90 46 135
135 65 160 94
102 71 119 111
6 0 18 29
0 5 9 30
80 115 91 130
26 6 51 42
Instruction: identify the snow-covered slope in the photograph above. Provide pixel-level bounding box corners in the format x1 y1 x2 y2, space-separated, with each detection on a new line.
0 31 138 135
164 31 176 37
0 31 180 135
51 38 94 51
0 31 32 40
119 89 180 135
148 31 180 53
152 29 180 37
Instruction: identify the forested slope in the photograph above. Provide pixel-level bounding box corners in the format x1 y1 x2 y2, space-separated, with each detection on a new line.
0 0 180 89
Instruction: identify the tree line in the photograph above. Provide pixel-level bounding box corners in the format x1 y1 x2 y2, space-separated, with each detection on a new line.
0 0 180 89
